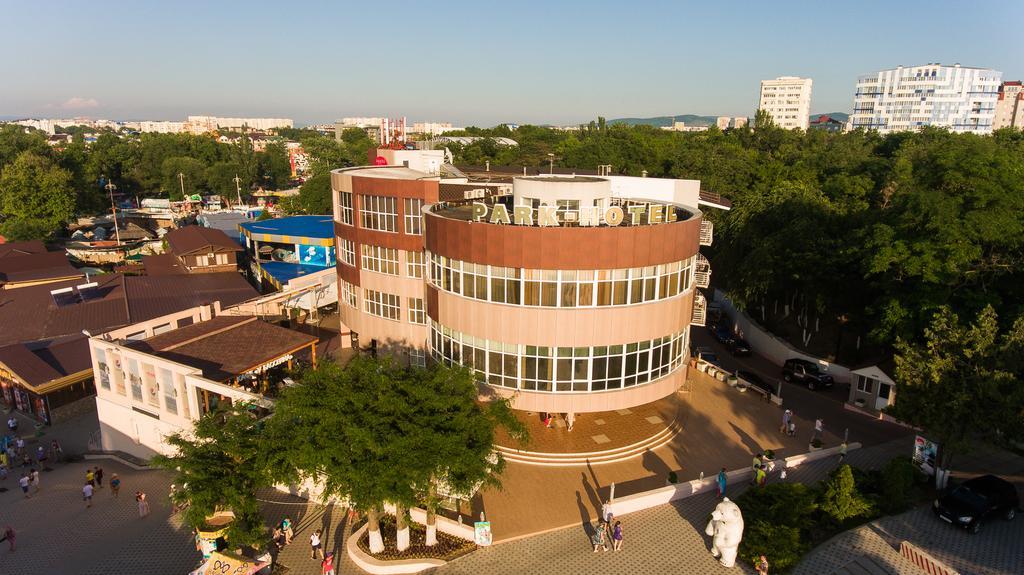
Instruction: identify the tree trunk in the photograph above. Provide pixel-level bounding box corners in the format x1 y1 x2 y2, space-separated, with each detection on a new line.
395 504 410 552
425 484 438 547
367 506 385 554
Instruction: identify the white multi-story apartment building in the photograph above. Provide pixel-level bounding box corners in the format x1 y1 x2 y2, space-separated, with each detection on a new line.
758 76 813 130
850 64 1002 134
993 81 1024 130
139 121 186 134
185 116 293 134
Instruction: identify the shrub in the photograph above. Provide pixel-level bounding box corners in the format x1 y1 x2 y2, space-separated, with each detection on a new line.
811 438 823 448
736 482 817 531
668 471 678 484
740 520 806 572
819 465 874 523
879 458 917 514
764 449 775 460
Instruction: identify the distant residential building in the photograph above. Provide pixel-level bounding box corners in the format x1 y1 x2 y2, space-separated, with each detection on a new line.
143 226 241 276
335 117 384 143
660 121 708 133
850 64 1001 134
716 116 731 130
808 115 846 133
733 117 748 129
186 116 293 134
410 122 457 136
758 76 813 130
140 121 186 134
993 81 1024 129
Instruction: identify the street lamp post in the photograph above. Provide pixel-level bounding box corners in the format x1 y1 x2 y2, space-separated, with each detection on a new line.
104 178 122 245
547 153 555 175
232 174 243 207
178 172 186 200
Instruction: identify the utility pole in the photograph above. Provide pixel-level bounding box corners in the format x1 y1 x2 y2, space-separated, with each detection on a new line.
548 153 555 175
104 178 122 245
232 174 243 207
178 172 186 200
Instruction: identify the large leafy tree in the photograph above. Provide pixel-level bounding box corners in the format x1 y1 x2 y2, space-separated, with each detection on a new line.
296 172 332 214
889 306 1024 472
0 151 76 240
152 403 278 549
161 156 206 200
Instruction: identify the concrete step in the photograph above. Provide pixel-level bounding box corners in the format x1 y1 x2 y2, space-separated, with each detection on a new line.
497 418 683 466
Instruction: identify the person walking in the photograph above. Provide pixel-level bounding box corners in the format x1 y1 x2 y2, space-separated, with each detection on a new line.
755 464 767 487
717 467 728 499
321 551 336 575
780 409 792 434
7 416 17 433
94 466 104 489
839 442 848 463
83 482 94 508
35 445 46 466
0 525 15 552
591 520 608 552
281 517 294 545
272 526 285 549
611 520 623 551
18 472 30 498
812 418 824 443
756 554 770 575
110 473 121 497
85 468 94 487
752 452 763 472
50 439 63 463
310 529 324 560
136 491 150 517
29 468 39 493
787 420 796 437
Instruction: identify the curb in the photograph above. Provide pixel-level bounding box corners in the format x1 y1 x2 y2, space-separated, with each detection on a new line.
346 524 446 574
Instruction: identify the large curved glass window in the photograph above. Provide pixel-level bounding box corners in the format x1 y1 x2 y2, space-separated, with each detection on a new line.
428 253 693 308
430 321 687 393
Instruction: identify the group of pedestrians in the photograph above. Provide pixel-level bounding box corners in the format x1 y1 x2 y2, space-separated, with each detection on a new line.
591 503 624 552
271 518 334 574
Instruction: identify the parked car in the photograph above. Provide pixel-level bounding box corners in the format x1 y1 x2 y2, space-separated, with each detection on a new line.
711 325 735 345
782 358 834 390
728 338 751 356
735 370 775 397
933 475 1019 534
693 346 719 366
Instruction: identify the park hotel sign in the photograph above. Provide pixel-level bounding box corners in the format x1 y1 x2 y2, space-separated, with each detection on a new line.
471 202 678 227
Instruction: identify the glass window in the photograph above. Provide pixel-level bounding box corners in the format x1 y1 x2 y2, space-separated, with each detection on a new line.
404 198 423 235
338 190 353 225
340 239 356 266
408 298 427 325
341 279 358 308
360 245 399 275
363 289 400 321
406 250 425 278
359 195 397 232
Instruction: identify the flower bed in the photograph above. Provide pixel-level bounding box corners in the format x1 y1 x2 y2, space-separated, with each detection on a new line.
356 516 477 562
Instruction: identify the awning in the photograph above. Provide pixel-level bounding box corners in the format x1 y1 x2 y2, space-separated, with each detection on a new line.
188 552 269 575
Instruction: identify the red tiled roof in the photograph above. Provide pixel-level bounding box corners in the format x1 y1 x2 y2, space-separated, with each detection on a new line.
165 226 241 256
0 240 47 258
128 316 317 381
142 253 188 276
0 251 84 284
0 334 92 389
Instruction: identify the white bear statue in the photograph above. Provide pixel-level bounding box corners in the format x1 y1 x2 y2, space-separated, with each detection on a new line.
705 497 745 568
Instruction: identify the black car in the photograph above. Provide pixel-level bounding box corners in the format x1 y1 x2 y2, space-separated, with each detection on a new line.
728 338 751 356
711 325 734 345
933 475 1019 534
782 358 834 390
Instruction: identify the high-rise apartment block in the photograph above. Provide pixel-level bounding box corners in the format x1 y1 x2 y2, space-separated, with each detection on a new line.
757 77 813 130
994 81 1024 130
850 64 1001 134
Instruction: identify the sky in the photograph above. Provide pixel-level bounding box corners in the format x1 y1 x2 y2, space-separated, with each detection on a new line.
2 0 1022 127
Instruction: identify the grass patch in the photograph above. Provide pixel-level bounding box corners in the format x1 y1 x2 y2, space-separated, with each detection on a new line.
357 515 477 562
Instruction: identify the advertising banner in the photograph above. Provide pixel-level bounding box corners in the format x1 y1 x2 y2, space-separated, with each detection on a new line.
912 435 938 476
474 521 492 546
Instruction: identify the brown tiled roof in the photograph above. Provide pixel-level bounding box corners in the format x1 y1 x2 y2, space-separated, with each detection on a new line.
0 240 47 258
142 254 188 276
166 226 241 256
0 335 92 389
0 343 62 386
128 316 317 381
0 272 258 348
0 251 84 284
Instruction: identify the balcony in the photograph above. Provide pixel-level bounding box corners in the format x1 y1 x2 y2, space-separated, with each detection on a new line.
692 292 707 327
699 219 713 246
694 253 711 289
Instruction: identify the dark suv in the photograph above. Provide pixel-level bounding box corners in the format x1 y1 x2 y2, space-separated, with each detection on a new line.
782 358 834 390
933 475 1019 534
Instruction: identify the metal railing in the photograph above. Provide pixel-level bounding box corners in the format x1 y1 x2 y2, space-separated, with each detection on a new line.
699 220 713 246
694 253 711 289
692 292 707 327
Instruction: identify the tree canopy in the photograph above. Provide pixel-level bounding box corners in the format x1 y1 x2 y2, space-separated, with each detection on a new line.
0 151 75 240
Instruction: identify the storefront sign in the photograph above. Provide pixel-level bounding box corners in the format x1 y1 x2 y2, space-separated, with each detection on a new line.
246 354 293 375
471 202 678 227
912 435 938 476
474 521 492 546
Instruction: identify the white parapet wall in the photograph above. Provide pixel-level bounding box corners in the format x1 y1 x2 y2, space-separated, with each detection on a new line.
606 443 860 518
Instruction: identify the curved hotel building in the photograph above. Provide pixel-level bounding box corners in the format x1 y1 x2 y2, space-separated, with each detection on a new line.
332 157 717 418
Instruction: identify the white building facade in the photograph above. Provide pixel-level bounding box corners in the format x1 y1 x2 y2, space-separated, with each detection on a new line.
758 76 813 130
850 64 1002 134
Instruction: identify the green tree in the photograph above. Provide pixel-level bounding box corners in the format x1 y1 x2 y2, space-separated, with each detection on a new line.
258 142 292 189
296 172 332 214
889 306 1024 473
152 404 277 549
161 156 206 200
818 464 873 522
0 151 75 240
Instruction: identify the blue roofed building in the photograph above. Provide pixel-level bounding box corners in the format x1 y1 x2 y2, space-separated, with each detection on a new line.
239 216 336 290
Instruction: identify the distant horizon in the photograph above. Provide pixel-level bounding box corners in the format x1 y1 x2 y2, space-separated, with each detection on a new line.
1 1 1020 125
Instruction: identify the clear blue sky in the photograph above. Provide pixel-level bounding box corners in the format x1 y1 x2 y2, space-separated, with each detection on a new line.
1 0 1021 126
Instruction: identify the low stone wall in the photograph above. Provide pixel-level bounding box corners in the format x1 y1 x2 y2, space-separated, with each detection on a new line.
606 443 860 518
346 524 447 575
50 394 98 424
714 289 853 384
